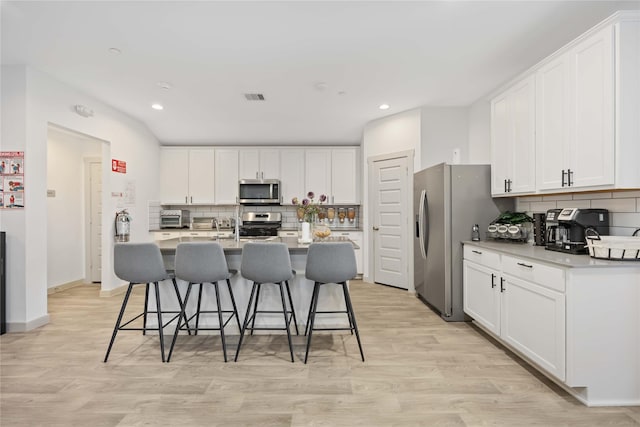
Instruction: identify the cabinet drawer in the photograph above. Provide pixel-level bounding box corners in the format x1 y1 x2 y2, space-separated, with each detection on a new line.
463 246 500 270
502 255 565 292
278 231 299 237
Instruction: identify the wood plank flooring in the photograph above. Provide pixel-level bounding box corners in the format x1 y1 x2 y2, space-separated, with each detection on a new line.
1 281 639 426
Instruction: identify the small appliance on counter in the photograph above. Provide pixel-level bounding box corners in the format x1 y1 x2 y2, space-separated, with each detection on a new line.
160 209 190 229
532 213 547 246
486 211 533 242
545 208 609 254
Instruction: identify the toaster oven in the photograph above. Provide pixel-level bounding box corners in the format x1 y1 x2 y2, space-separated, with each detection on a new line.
160 209 190 229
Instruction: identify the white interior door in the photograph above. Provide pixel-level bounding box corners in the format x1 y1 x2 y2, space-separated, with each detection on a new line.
89 161 102 282
372 156 409 289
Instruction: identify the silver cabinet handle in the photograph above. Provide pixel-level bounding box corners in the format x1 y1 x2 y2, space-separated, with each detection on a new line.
190 196 193 204
185 196 188 204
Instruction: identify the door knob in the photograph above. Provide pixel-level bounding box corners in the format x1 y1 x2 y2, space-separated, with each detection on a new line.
372 226 379 231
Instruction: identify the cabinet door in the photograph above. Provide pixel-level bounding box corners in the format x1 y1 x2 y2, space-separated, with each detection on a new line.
280 149 305 204
188 148 215 204
336 231 363 275
214 149 239 204
239 149 260 180
536 55 570 190
501 275 566 381
259 149 280 180
305 149 332 201
490 93 511 196
463 261 500 335
568 26 614 188
331 148 360 204
160 148 189 204
509 76 536 194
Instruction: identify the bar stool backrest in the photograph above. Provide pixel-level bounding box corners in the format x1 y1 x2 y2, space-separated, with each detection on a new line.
175 242 231 283
241 242 293 283
114 243 168 284
306 242 357 284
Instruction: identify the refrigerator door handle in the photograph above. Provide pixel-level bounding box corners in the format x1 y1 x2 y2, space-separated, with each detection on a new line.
418 190 428 260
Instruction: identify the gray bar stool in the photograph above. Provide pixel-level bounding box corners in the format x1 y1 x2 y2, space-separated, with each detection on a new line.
234 242 298 362
167 242 241 362
304 242 364 363
104 243 190 363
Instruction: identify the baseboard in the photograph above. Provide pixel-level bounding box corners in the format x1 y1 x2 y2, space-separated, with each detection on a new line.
6 314 50 332
99 283 128 298
47 279 85 295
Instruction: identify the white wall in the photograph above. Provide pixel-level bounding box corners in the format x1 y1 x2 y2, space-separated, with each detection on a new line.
420 107 469 169
46 130 101 288
467 98 492 164
362 109 421 172
1 65 161 331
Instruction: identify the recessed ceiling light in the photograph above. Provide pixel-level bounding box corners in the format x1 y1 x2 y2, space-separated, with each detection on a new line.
157 81 172 90
338 91 347 96
379 104 390 110
151 103 164 110
108 47 121 55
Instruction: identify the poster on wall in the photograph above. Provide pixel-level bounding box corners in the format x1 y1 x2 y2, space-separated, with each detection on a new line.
0 151 25 209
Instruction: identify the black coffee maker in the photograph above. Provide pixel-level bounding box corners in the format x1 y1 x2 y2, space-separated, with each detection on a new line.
545 208 609 254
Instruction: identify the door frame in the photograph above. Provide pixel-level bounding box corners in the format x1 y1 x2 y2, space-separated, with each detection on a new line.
366 149 414 293
84 157 102 283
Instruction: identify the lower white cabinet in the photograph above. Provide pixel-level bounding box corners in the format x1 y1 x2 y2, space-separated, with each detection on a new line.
464 246 566 381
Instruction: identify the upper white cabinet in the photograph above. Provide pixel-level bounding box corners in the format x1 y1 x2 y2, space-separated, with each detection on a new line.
490 75 536 196
305 148 360 204
239 149 280 180
492 13 640 196
214 149 239 204
280 149 305 204
537 26 615 191
160 147 215 204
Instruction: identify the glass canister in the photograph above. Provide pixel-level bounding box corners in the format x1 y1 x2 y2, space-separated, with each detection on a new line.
347 207 356 223
338 208 346 223
327 207 335 223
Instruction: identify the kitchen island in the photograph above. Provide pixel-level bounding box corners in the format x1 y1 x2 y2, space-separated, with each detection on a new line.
152 236 359 333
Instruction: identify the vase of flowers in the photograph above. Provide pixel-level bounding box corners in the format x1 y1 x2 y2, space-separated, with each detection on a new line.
292 191 327 242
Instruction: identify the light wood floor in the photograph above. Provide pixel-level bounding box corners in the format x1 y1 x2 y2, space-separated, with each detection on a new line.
1 281 638 426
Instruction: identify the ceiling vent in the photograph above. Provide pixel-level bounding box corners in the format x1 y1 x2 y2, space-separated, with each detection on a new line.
244 93 265 101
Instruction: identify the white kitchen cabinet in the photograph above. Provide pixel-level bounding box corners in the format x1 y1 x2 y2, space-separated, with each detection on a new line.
151 231 182 241
463 246 566 381
279 149 306 204
304 149 332 200
463 254 501 336
214 149 239 204
537 26 614 191
490 75 536 196
334 231 363 275
160 147 215 205
239 149 280 180
331 148 360 204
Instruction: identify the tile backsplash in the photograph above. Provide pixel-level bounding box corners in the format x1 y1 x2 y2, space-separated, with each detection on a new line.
516 190 640 236
149 203 360 230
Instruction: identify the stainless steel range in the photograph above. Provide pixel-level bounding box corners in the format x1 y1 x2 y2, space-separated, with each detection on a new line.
239 212 282 238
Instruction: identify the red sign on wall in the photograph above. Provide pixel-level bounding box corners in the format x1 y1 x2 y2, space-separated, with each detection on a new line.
111 159 127 174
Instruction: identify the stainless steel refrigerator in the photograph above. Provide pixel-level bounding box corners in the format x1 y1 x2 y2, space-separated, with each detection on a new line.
413 163 513 321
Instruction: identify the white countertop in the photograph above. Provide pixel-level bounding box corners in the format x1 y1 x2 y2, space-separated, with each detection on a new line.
463 240 640 269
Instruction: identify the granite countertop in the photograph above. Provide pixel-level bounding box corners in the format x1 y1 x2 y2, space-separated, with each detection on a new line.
463 240 640 269
157 236 359 255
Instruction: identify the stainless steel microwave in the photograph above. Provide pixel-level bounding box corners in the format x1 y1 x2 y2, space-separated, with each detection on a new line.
238 179 281 205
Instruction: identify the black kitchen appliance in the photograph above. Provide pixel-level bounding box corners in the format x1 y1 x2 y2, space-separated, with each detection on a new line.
545 208 609 254
533 213 547 246
239 212 281 237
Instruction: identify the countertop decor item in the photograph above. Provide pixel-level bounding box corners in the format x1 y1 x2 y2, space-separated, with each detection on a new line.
585 228 640 261
292 191 327 223
486 211 533 242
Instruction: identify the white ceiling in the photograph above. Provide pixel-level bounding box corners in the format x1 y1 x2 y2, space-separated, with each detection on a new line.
2 1 638 146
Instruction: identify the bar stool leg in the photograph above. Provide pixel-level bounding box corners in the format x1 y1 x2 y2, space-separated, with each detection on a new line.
341 281 364 362
167 283 194 362
235 281 258 362
194 283 204 336
278 282 295 362
154 281 166 362
213 281 228 362
250 283 262 335
143 283 150 335
104 283 135 362
172 278 192 335
304 282 321 364
285 281 299 335
226 279 242 332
